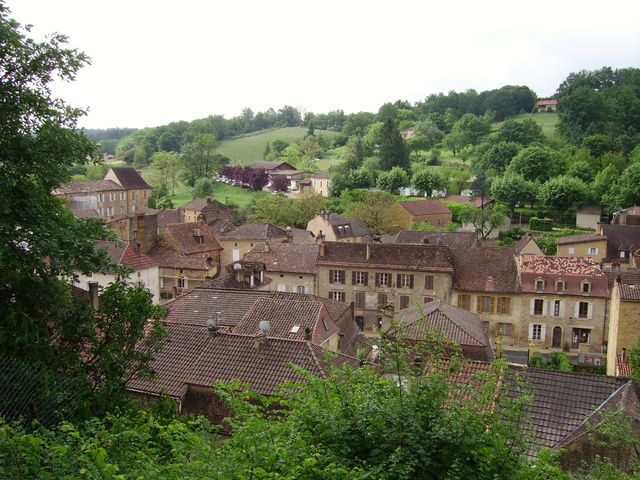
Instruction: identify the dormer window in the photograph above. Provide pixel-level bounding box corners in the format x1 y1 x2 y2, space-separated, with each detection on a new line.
535 278 545 291
581 281 591 293
555 280 565 292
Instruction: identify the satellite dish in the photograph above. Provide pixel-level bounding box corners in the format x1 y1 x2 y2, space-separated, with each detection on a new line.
259 320 271 335
206 318 216 330
234 263 242 271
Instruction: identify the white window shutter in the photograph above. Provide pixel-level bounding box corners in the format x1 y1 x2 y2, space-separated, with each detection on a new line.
540 324 547 341
559 300 565 318
574 302 580 318
528 323 534 340
530 299 535 316
542 299 548 316
277 284 286 292
587 302 593 320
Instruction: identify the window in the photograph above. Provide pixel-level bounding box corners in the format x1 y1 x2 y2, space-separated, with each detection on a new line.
535 279 545 291
568 247 575 254
376 273 390 287
497 323 513 336
529 323 545 341
424 275 434 290
457 294 470 310
355 292 365 309
159 277 164 289
98 193 104 202
553 300 562 317
352 271 367 286
588 247 599 255
577 301 590 319
330 291 345 302
295 285 308 294
573 328 591 345
555 280 565 292
277 284 286 292
109 192 116 201
400 295 410 309
478 295 494 313
120 192 126 200
423 297 433 304
581 282 591 293
177 277 187 289
329 270 345 284
498 297 511 315
377 293 388 309
620 251 627 258
398 274 414 289
321 317 329 331
533 299 544 315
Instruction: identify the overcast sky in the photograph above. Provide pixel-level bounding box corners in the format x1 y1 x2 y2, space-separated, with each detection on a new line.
8 0 640 130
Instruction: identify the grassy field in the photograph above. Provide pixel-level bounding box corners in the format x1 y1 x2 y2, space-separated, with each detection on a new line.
493 112 559 138
217 127 342 166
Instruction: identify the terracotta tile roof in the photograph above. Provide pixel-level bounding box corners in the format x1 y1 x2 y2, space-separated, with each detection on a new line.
617 268 640 300
157 209 180 227
244 243 319 274
126 322 360 397
392 300 493 362
617 356 633 376
398 199 452 216
121 244 159 270
517 255 608 296
164 288 272 327
451 247 519 293
233 298 340 345
602 225 640 262
53 180 124 194
220 223 289 241
504 367 633 454
555 233 604 245
107 167 152 189
148 248 216 270
162 222 221 255
317 242 453 272
291 229 314 243
393 231 478 248
178 197 210 211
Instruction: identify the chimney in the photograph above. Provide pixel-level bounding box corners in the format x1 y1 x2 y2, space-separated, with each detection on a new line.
286 226 292 243
622 347 627 362
304 327 312 341
366 241 371 260
254 333 267 350
88 281 99 309
319 243 325 257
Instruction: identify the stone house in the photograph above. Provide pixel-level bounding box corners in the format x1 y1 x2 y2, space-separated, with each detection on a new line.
149 222 222 299
72 240 160 304
178 197 234 225
219 223 291 269
449 247 522 344
516 255 609 355
576 206 602 229
54 167 152 219
106 210 158 254
612 205 640 225
315 242 454 331
306 211 373 243
387 199 453 230
607 268 640 375
556 233 607 263
303 172 332 197
242 242 319 294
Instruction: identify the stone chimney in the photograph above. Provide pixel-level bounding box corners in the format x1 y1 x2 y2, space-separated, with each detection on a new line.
304 327 312 341
319 243 325 257
254 333 267 350
88 281 99 309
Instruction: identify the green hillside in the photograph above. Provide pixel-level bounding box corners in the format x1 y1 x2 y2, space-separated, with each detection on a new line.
494 112 559 138
216 127 341 165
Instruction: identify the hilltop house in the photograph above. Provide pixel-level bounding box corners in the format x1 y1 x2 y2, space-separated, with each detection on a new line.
299 172 332 197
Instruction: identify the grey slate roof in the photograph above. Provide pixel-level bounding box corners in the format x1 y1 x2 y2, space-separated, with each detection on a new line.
450 247 519 293
107 167 152 189
220 223 289 241
393 230 477 248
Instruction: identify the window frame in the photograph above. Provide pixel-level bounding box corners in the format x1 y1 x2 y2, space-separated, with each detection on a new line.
330 291 345 302
355 292 365 309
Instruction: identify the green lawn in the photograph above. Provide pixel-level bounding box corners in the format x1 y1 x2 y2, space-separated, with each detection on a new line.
217 127 341 166
493 112 559 138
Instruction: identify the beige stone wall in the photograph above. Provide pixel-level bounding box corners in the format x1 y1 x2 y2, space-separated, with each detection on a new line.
316 265 452 330
557 239 607 263
607 287 640 374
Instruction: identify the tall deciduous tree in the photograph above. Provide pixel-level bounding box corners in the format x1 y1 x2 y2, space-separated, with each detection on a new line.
377 166 408 194
491 172 536 214
411 168 447 196
0 4 166 417
180 133 219 185
538 176 588 222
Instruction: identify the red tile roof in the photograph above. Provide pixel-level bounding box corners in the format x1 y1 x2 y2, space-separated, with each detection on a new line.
147 248 215 270
126 322 360 397
95 240 158 270
244 243 319 274
451 247 519 293
398 199 452 216
317 242 453 273
233 298 340 345
517 255 608 296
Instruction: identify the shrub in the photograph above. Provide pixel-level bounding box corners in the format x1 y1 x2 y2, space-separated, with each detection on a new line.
530 217 553 231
